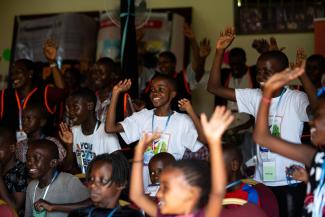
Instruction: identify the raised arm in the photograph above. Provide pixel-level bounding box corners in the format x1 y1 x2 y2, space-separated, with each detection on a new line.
253 66 316 167
129 133 160 217
201 106 234 217
207 27 236 101
105 79 131 133
295 48 318 113
43 39 65 89
178 98 206 144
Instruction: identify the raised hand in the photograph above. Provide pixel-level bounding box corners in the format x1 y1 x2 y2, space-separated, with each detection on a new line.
200 106 234 144
252 38 270 54
43 39 58 62
216 27 235 50
183 23 195 39
112 79 132 95
269 37 285 52
135 132 161 154
264 64 305 93
178 98 193 113
199 38 211 58
59 122 73 145
294 48 307 68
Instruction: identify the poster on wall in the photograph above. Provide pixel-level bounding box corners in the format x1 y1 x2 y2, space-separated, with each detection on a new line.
14 13 97 69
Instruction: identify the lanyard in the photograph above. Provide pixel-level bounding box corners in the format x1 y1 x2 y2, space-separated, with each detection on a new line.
226 180 242 189
15 88 38 131
151 110 173 132
33 171 59 203
270 88 286 133
87 206 119 217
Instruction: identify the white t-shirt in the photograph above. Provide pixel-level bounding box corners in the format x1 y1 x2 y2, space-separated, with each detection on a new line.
119 108 203 159
72 122 121 173
236 88 309 186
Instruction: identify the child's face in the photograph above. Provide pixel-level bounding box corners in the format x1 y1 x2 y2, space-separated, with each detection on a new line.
149 159 165 184
229 55 246 78
67 96 91 125
22 108 44 135
88 161 121 208
256 58 279 85
158 56 176 75
306 60 324 86
150 79 176 109
26 145 53 180
157 168 199 215
310 101 325 146
90 64 110 91
11 62 32 88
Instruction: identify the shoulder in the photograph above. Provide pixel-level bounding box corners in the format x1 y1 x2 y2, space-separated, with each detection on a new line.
284 88 308 102
127 108 152 119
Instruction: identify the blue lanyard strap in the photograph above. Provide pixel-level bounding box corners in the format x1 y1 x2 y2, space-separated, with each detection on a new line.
226 180 242 189
151 110 173 132
87 206 119 217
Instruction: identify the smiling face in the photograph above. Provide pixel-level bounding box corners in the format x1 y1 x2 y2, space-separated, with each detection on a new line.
156 168 199 215
310 100 325 146
26 145 54 180
149 78 176 109
11 62 32 89
67 96 92 125
88 161 122 208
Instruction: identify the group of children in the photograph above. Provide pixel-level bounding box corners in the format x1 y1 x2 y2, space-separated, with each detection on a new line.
0 24 324 217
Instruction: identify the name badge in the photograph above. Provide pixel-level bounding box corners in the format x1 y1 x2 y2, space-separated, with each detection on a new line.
16 131 27 143
262 161 276 181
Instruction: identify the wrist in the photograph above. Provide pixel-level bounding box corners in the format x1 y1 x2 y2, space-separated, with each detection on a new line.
49 62 57 68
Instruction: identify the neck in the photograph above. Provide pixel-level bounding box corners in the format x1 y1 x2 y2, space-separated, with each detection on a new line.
17 82 33 99
97 194 120 209
97 87 112 103
39 169 56 188
81 115 98 135
2 156 16 175
154 105 172 116
28 129 42 139
272 87 285 98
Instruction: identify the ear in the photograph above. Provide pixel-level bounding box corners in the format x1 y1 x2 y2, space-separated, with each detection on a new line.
50 159 59 168
231 159 240 172
170 90 177 99
87 102 95 111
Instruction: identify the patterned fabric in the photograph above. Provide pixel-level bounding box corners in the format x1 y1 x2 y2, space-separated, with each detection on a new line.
16 136 66 163
3 160 28 193
182 146 209 161
225 182 260 207
303 150 325 217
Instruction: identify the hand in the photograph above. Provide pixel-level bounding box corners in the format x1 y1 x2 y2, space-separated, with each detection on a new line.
252 39 270 54
59 122 73 145
178 98 193 113
34 199 53 212
199 38 211 59
269 37 285 52
200 106 234 144
112 79 132 95
264 64 305 93
43 39 58 62
183 23 195 39
135 132 161 154
216 27 235 50
293 48 307 68
291 166 308 183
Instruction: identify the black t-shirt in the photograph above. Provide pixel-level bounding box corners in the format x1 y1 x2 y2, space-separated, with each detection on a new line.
68 205 143 217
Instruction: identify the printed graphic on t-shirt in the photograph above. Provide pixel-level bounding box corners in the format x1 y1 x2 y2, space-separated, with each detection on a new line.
269 116 282 137
143 132 170 164
76 142 96 173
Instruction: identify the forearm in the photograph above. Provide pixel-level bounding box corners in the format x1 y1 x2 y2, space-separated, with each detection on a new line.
105 93 123 133
48 199 92 213
299 74 317 111
51 66 65 89
130 149 157 217
190 38 205 82
186 109 206 144
207 49 224 93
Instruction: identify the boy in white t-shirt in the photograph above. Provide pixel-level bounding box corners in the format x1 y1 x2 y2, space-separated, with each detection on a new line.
59 88 121 174
207 27 315 217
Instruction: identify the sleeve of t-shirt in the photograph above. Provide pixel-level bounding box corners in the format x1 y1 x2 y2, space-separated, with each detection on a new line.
186 64 198 90
66 175 90 202
181 114 202 152
294 91 310 122
235 88 259 116
119 109 148 144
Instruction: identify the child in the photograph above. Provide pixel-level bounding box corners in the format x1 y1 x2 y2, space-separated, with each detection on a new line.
0 126 28 216
207 27 312 217
253 66 325 217
67 152 143 217
129 106 232 217
59 88 121 174
16 102 66 163
105 76 205 187
24 139 89 217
